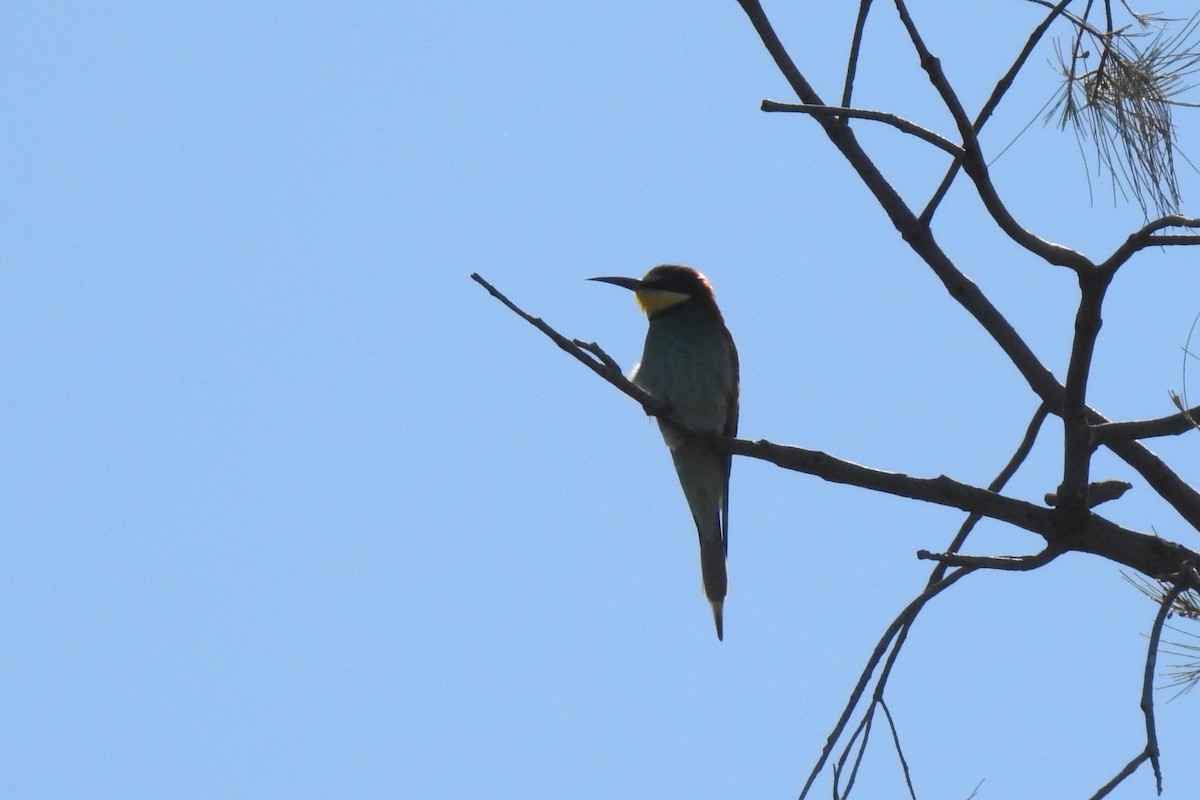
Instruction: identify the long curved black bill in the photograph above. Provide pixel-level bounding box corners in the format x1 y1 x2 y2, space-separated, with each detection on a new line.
588 276 645 291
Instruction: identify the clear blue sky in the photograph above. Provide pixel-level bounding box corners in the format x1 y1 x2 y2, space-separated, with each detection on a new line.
5 2 1200 798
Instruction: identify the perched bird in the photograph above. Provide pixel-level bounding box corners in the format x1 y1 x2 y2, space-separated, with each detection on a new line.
590 265 740 640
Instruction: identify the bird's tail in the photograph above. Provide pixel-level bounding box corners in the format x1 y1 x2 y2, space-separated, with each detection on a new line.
700 536 727 640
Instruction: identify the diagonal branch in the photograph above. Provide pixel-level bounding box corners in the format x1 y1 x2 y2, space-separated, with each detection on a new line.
842 0 876 108
917 547 1060 570
731 435 1200 582
1140 580 1182 793
1099 214 1200 276
1103 431 1200 533
1093 403 1200 442
470 272 668 416
892 0 1094 273
760 101 964 157
829 404 1050 800
1088 579 1186 798
799 567 975 800
734 0 1065 415
921 0 1074 224
929 403 1051 584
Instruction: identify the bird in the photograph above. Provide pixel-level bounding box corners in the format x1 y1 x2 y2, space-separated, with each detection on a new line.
589 265 739 640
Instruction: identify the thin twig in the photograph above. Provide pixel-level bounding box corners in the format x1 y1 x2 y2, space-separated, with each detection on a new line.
799 568 975 800
1089 578 1186 798
1141 582 1182 794
894 0 1094 272
761 101 963 156
921 0 1074 224
830 408 1050 799
1088 750 1151 800
929 403 1051 584
470 273 668 416
1099 214 1200 277
842 0 875 108
572 339 622 373
830 406 1047 799
834 711 873 799
916 547 1062 571
1093 403 1200 442
879 699 918 800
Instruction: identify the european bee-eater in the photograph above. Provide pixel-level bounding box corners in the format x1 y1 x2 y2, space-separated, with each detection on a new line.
590 265 740 640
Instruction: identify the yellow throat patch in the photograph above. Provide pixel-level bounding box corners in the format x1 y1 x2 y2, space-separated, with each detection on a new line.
635 288 691 318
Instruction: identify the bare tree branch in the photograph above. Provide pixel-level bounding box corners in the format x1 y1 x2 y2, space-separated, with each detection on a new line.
761 101 964 157
916 547 1061 571
828 405 1053 800
799 568 975 800
1059 271 1108 524
928 403 1051 584
1089 579 1185 798
842 0 876 108
1141 580 1181 793
470 272 669 417
892 0 1094 272
1145 234 1200 246
1093 403 1200 442
921 0 1074 224
1100 214 1200 275
879 699 918 800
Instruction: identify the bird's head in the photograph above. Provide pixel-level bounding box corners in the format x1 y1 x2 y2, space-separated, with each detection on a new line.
589 265 718 319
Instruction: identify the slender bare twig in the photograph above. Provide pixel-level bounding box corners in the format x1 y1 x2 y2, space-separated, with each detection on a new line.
470 273 668 417
829 405 1052 799
929 403 1051 584
833 710 872 799
1089 750 1152 800
1090 581 1184 798
1093 403 1200 442
842 0 875 108
843 621 919 799
893 0 1094 272
879 699 918 800
916 547 1061 571
832 406 1058 800
798 568 975 800
1099 214 1200 275
1142 582 1183 793
761 101 963 156
572 339 622 373
921 0 1074 224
